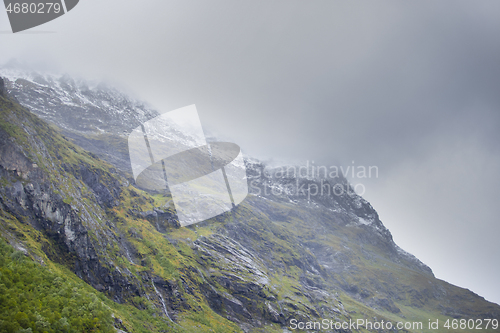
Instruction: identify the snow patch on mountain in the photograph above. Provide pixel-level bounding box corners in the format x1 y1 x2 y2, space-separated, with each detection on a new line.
1 67 159 135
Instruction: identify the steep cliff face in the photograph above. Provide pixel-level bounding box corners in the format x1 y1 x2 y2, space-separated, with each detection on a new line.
0 96 140 302
0 77 5 97
0 74 499 333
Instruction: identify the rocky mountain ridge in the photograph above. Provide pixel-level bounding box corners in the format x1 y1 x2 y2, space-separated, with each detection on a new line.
1 68 158 135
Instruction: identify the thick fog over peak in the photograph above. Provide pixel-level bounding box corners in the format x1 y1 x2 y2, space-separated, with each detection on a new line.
1 0 499 304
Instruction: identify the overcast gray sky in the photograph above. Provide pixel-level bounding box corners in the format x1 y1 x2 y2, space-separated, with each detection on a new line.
1 0 499 304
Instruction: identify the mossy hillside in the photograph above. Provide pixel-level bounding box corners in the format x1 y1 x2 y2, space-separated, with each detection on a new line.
182 204 364 327
167 193 500 332
0 190 176 332
165 201 364 330
0 96 245 332
84 185 246 331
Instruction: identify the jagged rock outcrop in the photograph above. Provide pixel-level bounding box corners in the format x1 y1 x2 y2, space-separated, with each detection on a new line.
129 208 180 232
0 77 5 97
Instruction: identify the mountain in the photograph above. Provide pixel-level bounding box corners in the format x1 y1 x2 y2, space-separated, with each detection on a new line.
0 70 499 333
1 68 158 174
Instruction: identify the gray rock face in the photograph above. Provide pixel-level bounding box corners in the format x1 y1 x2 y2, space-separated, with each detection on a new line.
129 208 180 232
0 77 5 97
194 234 274 325
0 125 138 303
